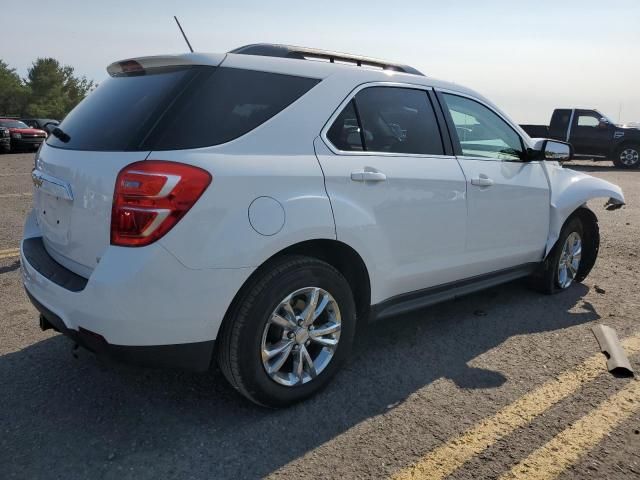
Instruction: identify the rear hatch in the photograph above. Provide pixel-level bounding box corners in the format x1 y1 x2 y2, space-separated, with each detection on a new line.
35 56 223 277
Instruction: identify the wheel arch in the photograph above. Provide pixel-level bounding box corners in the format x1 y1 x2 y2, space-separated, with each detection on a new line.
612 139 640 155
571 207 600 281
546 172 623 255
218 239 372 341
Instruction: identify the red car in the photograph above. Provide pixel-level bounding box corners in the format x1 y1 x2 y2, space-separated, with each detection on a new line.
0 119 47 152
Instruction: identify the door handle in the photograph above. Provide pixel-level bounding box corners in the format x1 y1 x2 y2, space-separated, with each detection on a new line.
351 169 387 182
470 174 494 187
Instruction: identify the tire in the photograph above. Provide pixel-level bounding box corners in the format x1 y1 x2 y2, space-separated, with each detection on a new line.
612 144 640 169
531 214 596 294
217 255 357 407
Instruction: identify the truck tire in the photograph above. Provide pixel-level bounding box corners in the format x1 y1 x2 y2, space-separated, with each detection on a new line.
613 144 640 169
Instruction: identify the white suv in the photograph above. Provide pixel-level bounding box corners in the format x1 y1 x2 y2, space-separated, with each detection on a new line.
22 44 625 407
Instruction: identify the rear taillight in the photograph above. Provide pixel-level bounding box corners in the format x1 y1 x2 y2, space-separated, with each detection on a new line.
111 160 211 247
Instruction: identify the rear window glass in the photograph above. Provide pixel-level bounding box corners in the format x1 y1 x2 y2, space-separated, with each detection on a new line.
47 66 320 151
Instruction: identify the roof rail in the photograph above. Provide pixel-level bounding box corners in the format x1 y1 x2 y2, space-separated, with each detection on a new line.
229 43 424 76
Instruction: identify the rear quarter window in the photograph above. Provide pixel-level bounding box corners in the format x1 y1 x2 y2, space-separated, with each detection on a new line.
147 68 319 150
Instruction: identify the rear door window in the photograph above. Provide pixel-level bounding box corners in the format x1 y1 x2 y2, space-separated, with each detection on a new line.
47 66 320 151
354 87 444 155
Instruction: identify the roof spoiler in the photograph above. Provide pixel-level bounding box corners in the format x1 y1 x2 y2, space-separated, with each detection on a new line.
106 54 225 76
229 43 424 76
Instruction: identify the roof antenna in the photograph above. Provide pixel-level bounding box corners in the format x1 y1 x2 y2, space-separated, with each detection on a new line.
174 16 194 53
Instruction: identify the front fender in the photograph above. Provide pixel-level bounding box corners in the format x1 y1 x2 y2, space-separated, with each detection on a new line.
545 164 625 255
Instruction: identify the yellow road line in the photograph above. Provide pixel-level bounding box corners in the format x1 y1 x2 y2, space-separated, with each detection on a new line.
0 192 32 199
391 333 640 480
0 248 20 260
500 378 640 480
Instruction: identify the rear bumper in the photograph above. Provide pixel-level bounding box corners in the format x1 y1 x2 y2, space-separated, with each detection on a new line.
21 209 254 370
29 291 215 370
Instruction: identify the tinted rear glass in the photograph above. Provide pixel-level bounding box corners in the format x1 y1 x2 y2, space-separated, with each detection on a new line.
47 66 320 151
147 68 319 150
46 67 193 151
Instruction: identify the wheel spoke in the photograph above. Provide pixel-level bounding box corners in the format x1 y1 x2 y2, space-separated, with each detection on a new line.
311 336 339 348
302 288 320 326
301 346 317 378
263 340 294 361
281 301 297 322
292 347 304 384
267 343 294 374
568 262 577 277
271 313 296 330
310 322 341 338
312 294 330 322
558 266 567 286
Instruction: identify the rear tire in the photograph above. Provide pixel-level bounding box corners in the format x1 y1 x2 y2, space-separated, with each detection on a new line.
612 144 640 169
217 255 356 407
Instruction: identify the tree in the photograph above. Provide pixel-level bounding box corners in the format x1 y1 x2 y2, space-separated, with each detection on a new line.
0 60 28 116
24 58 95 119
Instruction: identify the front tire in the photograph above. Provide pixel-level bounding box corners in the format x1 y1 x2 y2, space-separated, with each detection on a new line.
217 255 356 407
531 214 597 294
612 144 640 169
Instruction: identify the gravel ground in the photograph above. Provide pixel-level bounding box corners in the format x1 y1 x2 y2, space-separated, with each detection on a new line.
0 153 638 479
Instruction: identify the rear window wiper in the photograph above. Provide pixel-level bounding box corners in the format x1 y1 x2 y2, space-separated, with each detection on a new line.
51 127 71 143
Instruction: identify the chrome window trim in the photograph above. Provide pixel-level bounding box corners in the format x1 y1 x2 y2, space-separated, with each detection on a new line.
319 81 455 159
456 155 541 164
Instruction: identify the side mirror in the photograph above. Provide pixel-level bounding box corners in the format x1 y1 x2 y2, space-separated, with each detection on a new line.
542 139 573 162
598 118 610 129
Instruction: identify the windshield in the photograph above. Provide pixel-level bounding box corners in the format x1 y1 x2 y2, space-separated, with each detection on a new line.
0 120 29 129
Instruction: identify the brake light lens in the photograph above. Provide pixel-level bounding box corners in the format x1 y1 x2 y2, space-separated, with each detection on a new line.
119 60 144 74
111 161 211 247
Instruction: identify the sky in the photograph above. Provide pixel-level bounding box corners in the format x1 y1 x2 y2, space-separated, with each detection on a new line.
3 0 639 124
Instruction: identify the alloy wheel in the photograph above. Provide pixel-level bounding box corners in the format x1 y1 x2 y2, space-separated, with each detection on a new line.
261 287 341 386
557 231 582 289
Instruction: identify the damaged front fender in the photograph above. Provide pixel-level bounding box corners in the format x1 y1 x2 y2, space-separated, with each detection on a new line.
544 163 625 255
